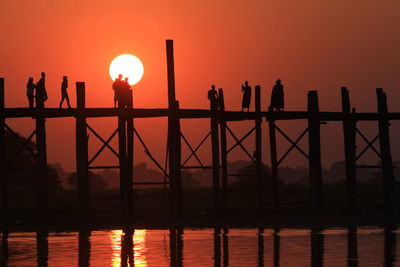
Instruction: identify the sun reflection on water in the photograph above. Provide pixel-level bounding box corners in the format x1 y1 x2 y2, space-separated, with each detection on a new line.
110 229 148 267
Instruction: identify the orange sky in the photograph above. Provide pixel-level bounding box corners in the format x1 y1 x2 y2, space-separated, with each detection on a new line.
1 0 400 172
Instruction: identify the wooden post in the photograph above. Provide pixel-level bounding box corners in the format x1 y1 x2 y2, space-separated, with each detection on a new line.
214 228 221 267
125 89 134 224
76 82 89 224
376 88 395 214
307 90 323 212
273 227 280 267
218 88 228 215
311 227 324 267
210 93 220 218
118 98 128 222
347 227 358 267
0 78 7 225
78 230 90 267
255 85 263 217
268 107 279 211
166 40 182 218
36 80 48 222
36 230 48 267
341 87 356 211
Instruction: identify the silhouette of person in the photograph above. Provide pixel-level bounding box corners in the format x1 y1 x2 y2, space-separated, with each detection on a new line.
270 79 284 111
208 85 219 110
241 80 251 111
59 76 71 108
36 72 48 107
112 74 123 108
26 77 36 108
120 77 131 108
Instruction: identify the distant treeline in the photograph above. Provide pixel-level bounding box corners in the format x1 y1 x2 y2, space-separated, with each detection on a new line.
5 130 400 193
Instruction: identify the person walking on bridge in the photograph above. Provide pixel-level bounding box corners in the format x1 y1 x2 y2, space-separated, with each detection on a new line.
59 76 71 108
36 72 48 107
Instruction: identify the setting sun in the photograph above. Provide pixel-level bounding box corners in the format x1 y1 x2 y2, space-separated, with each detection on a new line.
109 54 144 86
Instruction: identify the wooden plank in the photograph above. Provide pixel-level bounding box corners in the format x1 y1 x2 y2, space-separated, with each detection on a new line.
210 91 221 218
255 85 263 217
308 90 323 212
0 78 7 225
376 88 395 214
341 87 356 211
268 106 279 211
218 88 228 215
75 82 90 225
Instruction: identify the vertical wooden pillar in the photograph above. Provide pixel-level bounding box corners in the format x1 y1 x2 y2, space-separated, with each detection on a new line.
0 78 7 225
308 90 323 212
218 89 228 215
384 226 396 267
223 228 229 267
311 227 324 267
76 82 89 224
125 89 134 224
376 88 395 214
255 85 263 217
341 87 356 211
36 230 48 267
118 99 128 223
268 107 279 211
258 227 264 267
78 230 90 267
347 226 358 267
214 228 221 267
36 80 48 222
166 40 182 218
210 94 220 218
273 227 280 267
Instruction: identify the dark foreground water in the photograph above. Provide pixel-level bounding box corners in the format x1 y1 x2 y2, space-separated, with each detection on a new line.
0 226 399 266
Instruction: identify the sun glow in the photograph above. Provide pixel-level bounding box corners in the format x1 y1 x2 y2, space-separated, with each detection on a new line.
109 54 144 85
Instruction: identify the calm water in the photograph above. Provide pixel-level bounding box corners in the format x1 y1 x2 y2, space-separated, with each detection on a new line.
0 226 399 266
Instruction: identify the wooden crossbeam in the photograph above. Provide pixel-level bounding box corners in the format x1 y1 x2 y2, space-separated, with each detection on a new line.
226 127 255 154
225 125 256 164
275 125 309 161
180 132 204 167
7 128 36 166
4 124 36 158
134 128 169 178
277 127 309 166
355 128 381 161
86 124 119 165
181 131 211 166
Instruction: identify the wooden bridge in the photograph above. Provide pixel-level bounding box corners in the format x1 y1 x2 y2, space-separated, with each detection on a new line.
0 40 397 226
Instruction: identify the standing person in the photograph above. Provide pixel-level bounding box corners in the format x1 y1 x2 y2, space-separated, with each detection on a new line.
241 80 251 112
120 77 131 108
207 85 219 110
36 72 48 107
112 74 123 108
270 79 284 111
26 77 36 108
59 76 71 108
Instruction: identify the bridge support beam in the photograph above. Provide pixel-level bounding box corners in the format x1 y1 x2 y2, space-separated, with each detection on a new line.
308 91 323 212
254 85 263 217
0 78 7 225
76 82 89 225
268 107 279 212
219 89 228 215
36 80 48 224
210 92 220 218
166 40 182 219
376 88 395 214
341 87 357 212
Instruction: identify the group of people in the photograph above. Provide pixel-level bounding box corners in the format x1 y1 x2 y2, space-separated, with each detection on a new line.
26 72 71 109
112 74 131 108
208 79 285 111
